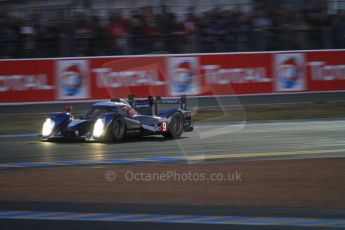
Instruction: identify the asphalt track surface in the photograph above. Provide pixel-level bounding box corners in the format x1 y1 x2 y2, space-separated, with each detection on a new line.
1 120 345 229
1 91 345 115
0 120 345 165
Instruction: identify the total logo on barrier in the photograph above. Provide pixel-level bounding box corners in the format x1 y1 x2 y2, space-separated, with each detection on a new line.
56 60 90 100
168 57 200 96
0 74 53 92
274 53 306 92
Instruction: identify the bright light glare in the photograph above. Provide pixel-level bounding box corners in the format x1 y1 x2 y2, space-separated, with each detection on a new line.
93 118 105 138
42 118 55 137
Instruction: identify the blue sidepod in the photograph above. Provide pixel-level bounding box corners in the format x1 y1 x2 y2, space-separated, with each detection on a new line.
158 108 179 118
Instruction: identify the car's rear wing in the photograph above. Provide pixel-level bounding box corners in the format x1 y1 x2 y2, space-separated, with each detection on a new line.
128 94 187 115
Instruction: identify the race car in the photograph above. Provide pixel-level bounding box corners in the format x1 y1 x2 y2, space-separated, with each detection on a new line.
40 95 193 142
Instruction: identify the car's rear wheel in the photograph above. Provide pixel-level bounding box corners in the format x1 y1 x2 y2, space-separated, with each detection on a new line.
163 112 184 139
112 118 126 141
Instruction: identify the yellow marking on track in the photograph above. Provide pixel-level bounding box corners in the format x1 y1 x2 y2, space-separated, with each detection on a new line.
50 213 105 219
314 221 345 227
0 164 25 168
31 162 67 166
19 212 66 218
0 211 28 215
184 148 345 161
217 217 272 224
132 215 183 222
271 218 315 226
181 216 231 223
98 214 152 221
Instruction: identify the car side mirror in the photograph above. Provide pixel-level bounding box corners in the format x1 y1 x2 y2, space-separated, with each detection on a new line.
65 106 73 113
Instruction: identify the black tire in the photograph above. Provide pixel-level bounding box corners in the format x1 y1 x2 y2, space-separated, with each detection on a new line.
111 118 126 141
163 112 184 139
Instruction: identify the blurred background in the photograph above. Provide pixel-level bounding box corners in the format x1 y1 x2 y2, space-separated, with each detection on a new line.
0 0 344 59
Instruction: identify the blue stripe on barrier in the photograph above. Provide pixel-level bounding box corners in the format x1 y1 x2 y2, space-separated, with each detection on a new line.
0 210 345 228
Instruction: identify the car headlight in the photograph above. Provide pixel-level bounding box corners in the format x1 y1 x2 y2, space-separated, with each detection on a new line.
42 118 55 137
93 118 105 138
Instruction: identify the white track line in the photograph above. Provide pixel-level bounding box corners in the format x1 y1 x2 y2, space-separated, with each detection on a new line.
0 133 38 138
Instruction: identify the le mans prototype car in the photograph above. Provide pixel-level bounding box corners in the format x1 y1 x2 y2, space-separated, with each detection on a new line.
40 95 193 142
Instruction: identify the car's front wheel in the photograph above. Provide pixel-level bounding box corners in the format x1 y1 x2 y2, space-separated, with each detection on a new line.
163 112 184 139
111 118 126 141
